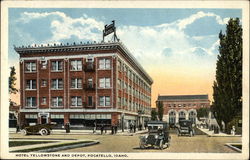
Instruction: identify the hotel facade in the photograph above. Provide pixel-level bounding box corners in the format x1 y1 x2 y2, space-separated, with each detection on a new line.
15 42 153 129
156 95 210 124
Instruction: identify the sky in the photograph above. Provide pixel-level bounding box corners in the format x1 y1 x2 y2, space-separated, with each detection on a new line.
8 8 242 107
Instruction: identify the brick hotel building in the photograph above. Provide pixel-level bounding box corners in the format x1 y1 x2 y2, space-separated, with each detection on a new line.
156 94 210 124
15 42 153 129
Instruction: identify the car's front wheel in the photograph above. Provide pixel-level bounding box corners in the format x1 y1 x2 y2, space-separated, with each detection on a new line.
20 129 27 136
40 128 48 136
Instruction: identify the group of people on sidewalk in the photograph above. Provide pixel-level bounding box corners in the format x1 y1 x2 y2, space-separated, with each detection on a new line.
93 122 118 135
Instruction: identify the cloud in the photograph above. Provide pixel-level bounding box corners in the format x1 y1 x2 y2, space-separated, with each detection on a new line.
175 11 230 30
14 10 226 69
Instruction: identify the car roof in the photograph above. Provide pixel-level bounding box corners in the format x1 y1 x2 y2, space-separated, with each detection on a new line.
179 120 191 122
147 121 168 124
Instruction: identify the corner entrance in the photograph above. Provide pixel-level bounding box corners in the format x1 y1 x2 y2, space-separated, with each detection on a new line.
38 113 49 124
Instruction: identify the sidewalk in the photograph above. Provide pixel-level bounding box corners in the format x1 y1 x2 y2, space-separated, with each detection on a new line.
198 127 242 137
9 128 148 136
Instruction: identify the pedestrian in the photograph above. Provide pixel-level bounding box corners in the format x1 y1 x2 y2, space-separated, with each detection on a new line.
100 124 104 135
231 126 236 135
16 124 20 133
145 123 147 130
114 124 118 134
139 124 142 131
111 125 114 135
93 121 96 133
129 122 133 133
65 122 70 133
133 124 136 133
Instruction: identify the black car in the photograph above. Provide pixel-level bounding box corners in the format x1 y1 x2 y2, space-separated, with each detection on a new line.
139 121 171 149
176 120 195 137
20 123 56 136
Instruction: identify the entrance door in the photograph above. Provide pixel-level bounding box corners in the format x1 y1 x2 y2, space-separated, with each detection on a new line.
41 115 47 124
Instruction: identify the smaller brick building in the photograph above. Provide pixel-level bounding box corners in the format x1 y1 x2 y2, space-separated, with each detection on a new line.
156 94 210 124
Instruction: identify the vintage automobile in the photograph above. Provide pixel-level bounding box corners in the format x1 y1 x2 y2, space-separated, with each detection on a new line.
139 121 171 150
176 120 195 137
20 123 56 136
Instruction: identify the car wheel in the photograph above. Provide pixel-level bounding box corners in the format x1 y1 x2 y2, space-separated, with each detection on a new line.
159 140 164 150
139 140 145 149
40 128 48 136
21 129 27 136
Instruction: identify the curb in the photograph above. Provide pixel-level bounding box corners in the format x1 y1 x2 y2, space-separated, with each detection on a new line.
197 128 242 137
225 143 242 153
38 141 100 152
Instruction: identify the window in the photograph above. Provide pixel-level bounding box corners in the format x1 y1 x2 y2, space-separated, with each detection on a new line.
88 96 93 106
51 79 63 89
71 96 82 106
51 61 63 71
41 97 46 105
25 62 36 72
41 80 47 87
70 60 82 71
26 80 36 90
99 59 111 69
41 61 47 69
117 79 121 89
99 78 111 88
71 78 82 89
51 97 63 107
118 97 121 107
118 61 121 71
26 97 37 107
87 78 93 88
99 96 110 106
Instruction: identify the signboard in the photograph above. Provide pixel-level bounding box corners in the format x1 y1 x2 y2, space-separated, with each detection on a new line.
103 20 119 42
103 21 115 36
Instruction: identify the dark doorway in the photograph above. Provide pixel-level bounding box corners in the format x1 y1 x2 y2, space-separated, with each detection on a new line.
41 116 47 124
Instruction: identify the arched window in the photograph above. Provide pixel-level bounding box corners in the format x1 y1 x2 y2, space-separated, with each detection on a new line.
189 111 196 124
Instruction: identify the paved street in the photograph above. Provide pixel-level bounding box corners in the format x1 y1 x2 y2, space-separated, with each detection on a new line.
9 132 241 153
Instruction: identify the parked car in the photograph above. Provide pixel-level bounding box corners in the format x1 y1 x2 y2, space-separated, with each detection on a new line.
139 121 171 149
176 120 195 137
20 123 56 136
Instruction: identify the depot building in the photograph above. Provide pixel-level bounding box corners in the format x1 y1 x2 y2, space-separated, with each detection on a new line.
156 94 210 124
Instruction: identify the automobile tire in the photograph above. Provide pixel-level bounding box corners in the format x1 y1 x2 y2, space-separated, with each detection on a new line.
139 141 145 149
159 140 164 150
21 129 27 136
40 128 48 136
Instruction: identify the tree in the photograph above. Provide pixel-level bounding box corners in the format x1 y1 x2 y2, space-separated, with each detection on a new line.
151 109 158 121
9 66 18 106
157 101 164 121
9 66 18 94
196 107 209 120
212 18 242 133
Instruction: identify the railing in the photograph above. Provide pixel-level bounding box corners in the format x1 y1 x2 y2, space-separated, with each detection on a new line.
84 83 96 90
